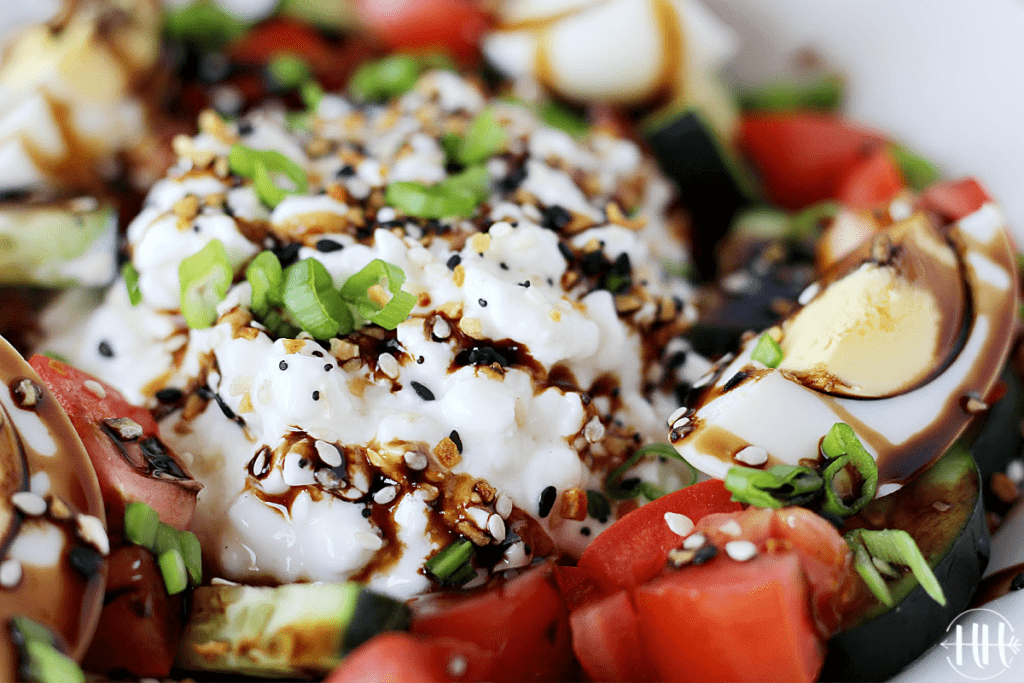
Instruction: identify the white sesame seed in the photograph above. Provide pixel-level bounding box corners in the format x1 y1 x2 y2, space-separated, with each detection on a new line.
29 472 50 497
0 559 22 588
282 451 317 487
1008 460 1024 485
719 520 743 537
465 507 490 529
314 440 343 468
211 577 240 586
671 416 690 431
251 450 267 475
11 491 47 517
83 380 106 399
667 406 688 428
583 417 605 444
734 446 768 467
404 450 428 471
373 486 397 505
797 282 820 306
932 501 951 512
378 352 400 378
77 514 110 556
663 512 694 537
432 318 451 339
682 532 706 550
889 198 913 221
355 531 384 551
495 541 531 571
447 654 469 678
725 540 757 562
495 494 513 519
487 514 506 543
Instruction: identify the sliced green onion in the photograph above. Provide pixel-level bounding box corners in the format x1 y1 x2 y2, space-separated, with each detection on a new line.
340 259 415 329
178 530 203 585
729 208 792 242
886 143 941 191
124 501 160 550
446 563 478 586
158 548 189 595
820 423 879 517
246 250 284 317
736 73 845 113
300 80 324 111
724 464 824 509
283 258 353 339
586 489 612 520
846 528 946 606
10 616 57 647
606 443 697 501
261 308 301 339
455 108 506 166
228 144 308 209
538 100 590 138
163 0 247 49
179 239 233 329
267 54 313 90
154 522 181 556
386 165 491 219
750 334 783 368
350 55 421 102
425 538 474 582
122 262 142 306
790 200 841 241
23 640 85 683
848 536 894 606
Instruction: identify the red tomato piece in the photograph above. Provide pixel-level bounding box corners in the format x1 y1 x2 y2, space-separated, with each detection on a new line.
28 356 201 535
569 588 657 682
635 553 824 683
919 177 993 222
577 479 741 592
355 0 491 63
836 146 905 210
228 18 335 69
739 113 886 209
325 632 491 683
410 562 576 682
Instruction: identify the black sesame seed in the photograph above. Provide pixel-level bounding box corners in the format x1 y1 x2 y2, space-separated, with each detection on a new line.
692 544 718 566
449 430 463 453
1012 572 1024 592
312 350 323 357
580 527 591 536
410 381 435 401
316 238 344 253
538 486 557 518
478 299 488 307
723 371 750 392
499 262 509 270
361 507 373 518
193 224 200 233
557 241 575 264
546 277 554 286
417 356 425 364
298 458 309 468
155 387 183 404
541 205 572 232
455 346 510 367
519 280 530 288
69 545 103 578
279 360 288 371
324 364 333 371
496 165 527 194
446 254 461 270
666 350 688 370
312 391 320 401
337 165 355 178
273 243 302 268
98 340 114 358
237 121 254 136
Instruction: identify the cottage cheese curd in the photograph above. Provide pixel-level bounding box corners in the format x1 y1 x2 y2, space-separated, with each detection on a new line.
60 71 707 598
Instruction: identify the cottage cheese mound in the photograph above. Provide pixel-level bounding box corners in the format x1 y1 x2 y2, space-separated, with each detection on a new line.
61 71 705 598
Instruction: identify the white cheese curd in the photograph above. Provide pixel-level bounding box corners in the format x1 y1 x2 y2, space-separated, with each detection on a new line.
61 71 699 598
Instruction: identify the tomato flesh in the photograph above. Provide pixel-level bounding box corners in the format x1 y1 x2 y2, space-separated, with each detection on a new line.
326 632 491 683
577 479 741 592
355 0 490 63
836 146 905 210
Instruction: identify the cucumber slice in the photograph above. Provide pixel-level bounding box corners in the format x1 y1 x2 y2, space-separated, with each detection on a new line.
822 443 989 681
0 196 117 287
176 582 411 678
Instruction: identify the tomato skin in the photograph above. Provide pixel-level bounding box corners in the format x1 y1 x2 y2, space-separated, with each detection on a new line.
354 0 491 63
836 146 905 210
410 562 576 682
325 632 491 683
635 553 824 683
919 177 993 222
577 479 741 592
739 113 886 209
28 356 200 535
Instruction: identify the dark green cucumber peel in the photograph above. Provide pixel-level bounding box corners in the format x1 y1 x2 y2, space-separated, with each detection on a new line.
821 444 989 682
644 109 756 281
176 582 410 679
